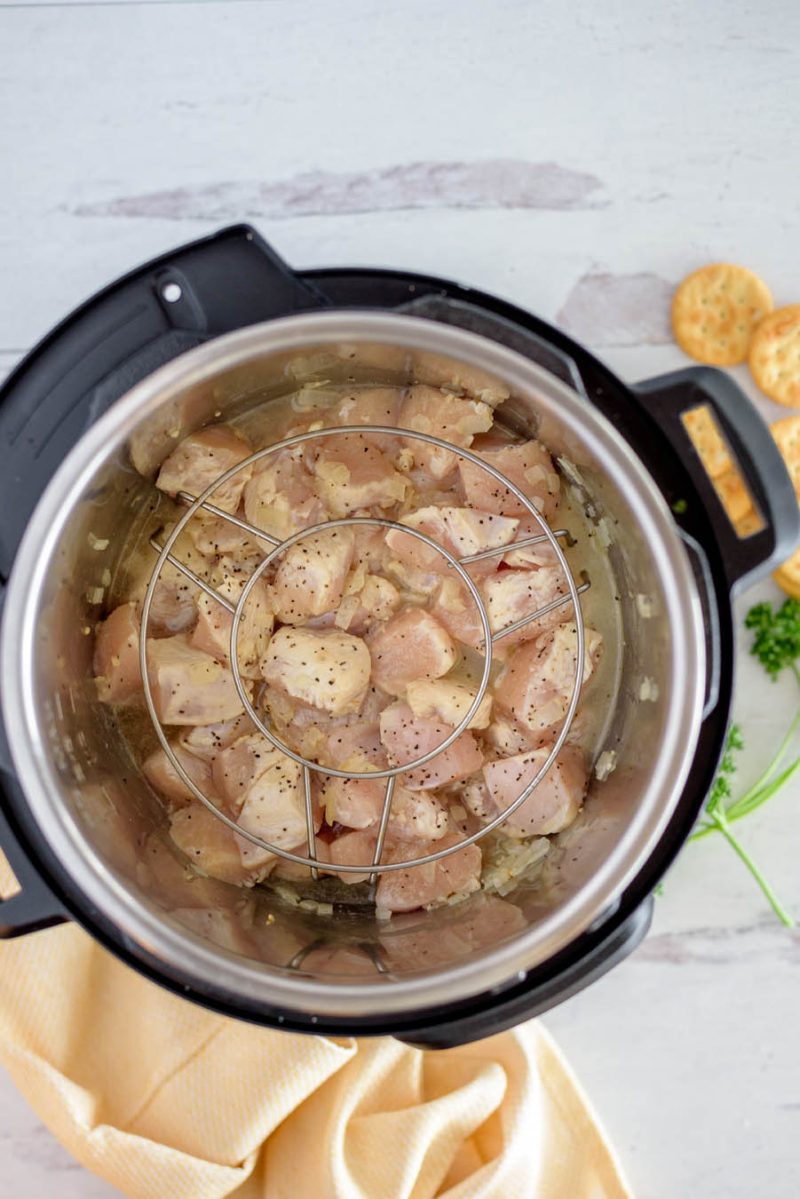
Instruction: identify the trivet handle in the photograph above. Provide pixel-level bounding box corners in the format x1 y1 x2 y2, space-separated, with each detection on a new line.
0 225 328 576
634 367 800 594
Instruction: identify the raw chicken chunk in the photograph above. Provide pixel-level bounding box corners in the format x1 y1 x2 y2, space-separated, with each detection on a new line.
335 573 401 634
236 754 310 853
146 635 247 725
430 577 484 650
179 715 251 762
243 449 327 542
156 425 253 513
143 743 216 809
367 607 457 697
186 513 261 559
482 567 570 645
191 575 273 678
480 744 587 835
271 527 354 624
385 506 519 577
410 351 510 406
326 387 403 449
494 623 603 736
169 803 273 884
320 775 448 842
325 720 388 771
376 832 482 912
482 714 536 756
311 433 407 516
406 678 492 729
212 733 283 808
458 440 560 521
261 627 371 715
398 385 494 480
501 517 562 570
94 602 142 702
379 701 484 790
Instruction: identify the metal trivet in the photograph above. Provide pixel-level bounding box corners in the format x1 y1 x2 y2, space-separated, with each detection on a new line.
140 425 590 884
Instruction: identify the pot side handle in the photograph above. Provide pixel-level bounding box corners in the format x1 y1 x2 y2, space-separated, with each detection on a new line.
633 367 800 594
0 788 66 938
0 225 328 577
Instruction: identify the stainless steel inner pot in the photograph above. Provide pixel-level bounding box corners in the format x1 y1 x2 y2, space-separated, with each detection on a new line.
0 312 705 1019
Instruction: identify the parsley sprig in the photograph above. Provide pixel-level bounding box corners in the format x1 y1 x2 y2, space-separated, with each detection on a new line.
689 598 800 927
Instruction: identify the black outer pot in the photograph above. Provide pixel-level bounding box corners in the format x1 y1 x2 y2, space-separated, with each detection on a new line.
0 225 795 1048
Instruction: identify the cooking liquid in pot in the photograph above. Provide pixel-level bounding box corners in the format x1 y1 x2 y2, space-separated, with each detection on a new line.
103 371 622 923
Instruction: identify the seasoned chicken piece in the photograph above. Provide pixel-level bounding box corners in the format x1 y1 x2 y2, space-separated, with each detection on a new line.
143 743 216 810
481 744 587 836
482 714 536 756
212 733 282 808
325 720 388 771
458 439 560 521
494 623 603 736
169 802 273 884
128 395 217 477
236 753 311 853
384 506 519 578
379 701 484 790
243 449 328 542
367 608 457 697
156 425 253 513
186 512 261 559
271 527 354 624
261 627 371 715
191 575 273 678
430 577 484 650
482 567 570 646
320 774 448 843
335 574 401 634
326 387 403 449
311 433 407 516
179 715 251 762
410 351 510 406
406 678 492 729
398 385 494 480
146 635 247 725
376 832 482 912
94 602 142 703
501 517 561 570
327 827 382 884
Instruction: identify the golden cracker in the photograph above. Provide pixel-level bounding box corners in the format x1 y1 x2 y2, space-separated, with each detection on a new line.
770 414 800 496
774 547 800 598
672 263 773 366
749 304 800 407
682 405 733 478
734 507 764 538
713 467 752 523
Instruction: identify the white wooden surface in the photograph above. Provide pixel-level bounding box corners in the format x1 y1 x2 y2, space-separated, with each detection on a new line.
1 1 799 1195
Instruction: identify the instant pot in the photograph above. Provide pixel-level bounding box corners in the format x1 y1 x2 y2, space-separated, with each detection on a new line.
0 225 795 1047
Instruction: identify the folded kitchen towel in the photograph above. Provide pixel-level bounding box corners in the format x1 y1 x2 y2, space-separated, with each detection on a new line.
0 852 631 1199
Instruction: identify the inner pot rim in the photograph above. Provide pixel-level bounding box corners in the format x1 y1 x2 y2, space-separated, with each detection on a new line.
0 310 706 1017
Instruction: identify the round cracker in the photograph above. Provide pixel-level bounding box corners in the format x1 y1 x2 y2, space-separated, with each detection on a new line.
774 547 800 598
749 304 800 406
770 414 800 496
672 263 773 366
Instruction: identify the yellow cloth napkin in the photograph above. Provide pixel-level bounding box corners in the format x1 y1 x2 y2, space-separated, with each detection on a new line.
0 852 631 1199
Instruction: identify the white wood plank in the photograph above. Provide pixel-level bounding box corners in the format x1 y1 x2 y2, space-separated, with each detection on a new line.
1 4 800 1198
